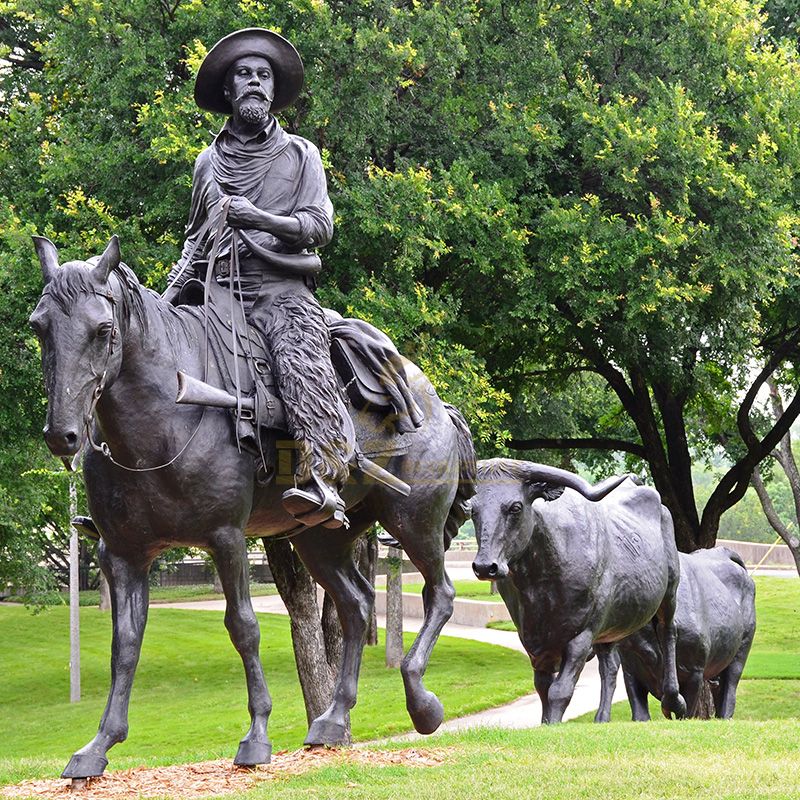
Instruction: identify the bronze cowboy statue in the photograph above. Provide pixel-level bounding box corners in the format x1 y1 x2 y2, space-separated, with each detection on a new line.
165 28 349 528
30 26 477 780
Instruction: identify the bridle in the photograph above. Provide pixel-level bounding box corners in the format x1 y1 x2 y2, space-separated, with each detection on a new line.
68 197 238 473
75 279 208 473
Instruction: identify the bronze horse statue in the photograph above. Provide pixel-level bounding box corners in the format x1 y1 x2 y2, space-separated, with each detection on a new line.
29 236 475 778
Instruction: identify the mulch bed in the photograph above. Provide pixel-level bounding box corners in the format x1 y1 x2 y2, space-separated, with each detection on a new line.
2 747 447 799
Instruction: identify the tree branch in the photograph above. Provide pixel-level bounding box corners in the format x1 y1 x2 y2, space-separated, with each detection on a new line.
751 467 793 542
508 436 647 458
737 332 800 451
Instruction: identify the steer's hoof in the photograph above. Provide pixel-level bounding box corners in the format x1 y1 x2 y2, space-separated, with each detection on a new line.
234 738 271 767
61 752 108 779
305 717 349 747
662 693 687 720
407 690 444 735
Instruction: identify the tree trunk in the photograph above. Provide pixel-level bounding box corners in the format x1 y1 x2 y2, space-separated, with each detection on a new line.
627 375 704 551
262 537 337 725
356 533 378 646
694 681 715 719
385 546 404 668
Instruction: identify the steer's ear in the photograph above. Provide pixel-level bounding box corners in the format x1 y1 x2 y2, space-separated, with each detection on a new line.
93 235 121 284
32 236 60 284
524 480 565 503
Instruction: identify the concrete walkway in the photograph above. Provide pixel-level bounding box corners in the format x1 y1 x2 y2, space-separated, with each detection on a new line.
159 590 628 735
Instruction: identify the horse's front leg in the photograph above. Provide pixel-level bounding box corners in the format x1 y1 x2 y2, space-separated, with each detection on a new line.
291 524 374 746
378 497 456 735
209 530 272 766
62 542 150 778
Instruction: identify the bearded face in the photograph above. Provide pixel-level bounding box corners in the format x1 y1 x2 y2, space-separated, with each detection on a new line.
237 95 270 125
224 55 275 127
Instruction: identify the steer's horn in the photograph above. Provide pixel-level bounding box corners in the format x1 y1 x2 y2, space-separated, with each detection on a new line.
32 236 59 284
518 462 633 502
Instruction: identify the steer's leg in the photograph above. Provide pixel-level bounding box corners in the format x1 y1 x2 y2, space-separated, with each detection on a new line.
681 669 706 718
291 520 374 746
657 507 687 720
533 668 554 724
209 529 272 766
544 630 594 724
594 645 620 723
62 542 150 778
715 637 753 719
622 665 652 721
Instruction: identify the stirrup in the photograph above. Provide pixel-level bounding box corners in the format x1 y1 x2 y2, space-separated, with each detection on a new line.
72 515 100 541
282 475 349 529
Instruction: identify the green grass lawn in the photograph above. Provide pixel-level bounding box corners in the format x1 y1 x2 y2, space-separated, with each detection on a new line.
2 576 797 797
400 580 504 602
220 722 800 800
0 605 533 785
57 582 280 607
567 575 800 722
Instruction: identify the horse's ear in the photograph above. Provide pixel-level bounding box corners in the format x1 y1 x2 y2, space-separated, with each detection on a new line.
93 235 121 284
32 236 59 284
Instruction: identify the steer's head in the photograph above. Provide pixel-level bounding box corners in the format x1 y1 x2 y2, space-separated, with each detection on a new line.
471 458 564 581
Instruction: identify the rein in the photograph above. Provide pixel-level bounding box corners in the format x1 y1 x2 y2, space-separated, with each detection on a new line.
81 198 256 473
81 261 214 474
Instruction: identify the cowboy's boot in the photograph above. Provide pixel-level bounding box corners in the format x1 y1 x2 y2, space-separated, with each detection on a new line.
282 472 348 529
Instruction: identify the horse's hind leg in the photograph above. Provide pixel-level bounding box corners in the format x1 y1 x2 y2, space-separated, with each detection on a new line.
62 542 150 778
382 501 455 734
291 522 374 746
209 530 272 765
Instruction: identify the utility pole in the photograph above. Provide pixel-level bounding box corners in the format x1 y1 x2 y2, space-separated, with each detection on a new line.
69 472 80 703
385 546 404 668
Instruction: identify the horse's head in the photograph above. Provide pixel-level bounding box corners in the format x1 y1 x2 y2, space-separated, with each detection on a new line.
29 236 124 457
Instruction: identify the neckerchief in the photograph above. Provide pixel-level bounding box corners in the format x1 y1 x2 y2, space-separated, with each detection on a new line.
210 115 291 203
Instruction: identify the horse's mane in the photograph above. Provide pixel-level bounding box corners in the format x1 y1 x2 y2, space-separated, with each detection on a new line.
48 258 193 350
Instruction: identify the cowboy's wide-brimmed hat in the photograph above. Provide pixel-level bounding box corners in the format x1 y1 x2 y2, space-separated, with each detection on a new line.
194 28 304 114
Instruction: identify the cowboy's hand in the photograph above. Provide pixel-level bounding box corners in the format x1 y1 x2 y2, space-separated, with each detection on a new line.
225 195 264 229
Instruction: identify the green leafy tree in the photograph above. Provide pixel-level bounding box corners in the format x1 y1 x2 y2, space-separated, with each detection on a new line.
447 0 800 550
4 0 800 578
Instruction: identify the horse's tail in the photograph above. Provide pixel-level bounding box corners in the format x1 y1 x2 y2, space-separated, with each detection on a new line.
443 403 477 550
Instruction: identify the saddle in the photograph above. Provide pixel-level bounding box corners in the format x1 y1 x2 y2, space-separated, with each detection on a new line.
178 278 422 485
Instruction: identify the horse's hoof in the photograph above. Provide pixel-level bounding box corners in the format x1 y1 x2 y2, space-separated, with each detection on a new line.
304 718 349 746
661 693 687 720
407 690 444 734
234 738 271 767
61 752 108 778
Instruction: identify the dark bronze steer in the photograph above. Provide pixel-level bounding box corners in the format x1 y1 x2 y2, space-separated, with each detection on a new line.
597 547 756 720
472 458 686 723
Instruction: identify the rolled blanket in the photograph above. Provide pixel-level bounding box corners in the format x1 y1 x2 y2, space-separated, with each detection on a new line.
324 310 425 434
